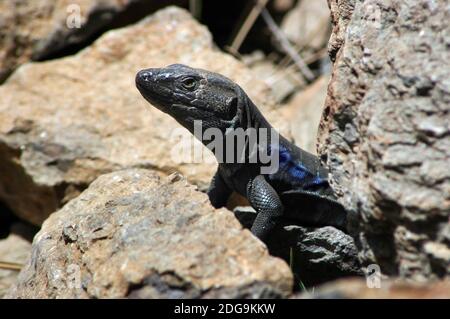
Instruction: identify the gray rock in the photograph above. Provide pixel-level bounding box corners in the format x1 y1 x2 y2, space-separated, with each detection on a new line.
234 207 362 287
7 169 293 298
318 0 450 280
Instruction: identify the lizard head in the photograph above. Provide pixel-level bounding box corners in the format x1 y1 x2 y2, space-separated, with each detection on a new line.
136 64 244 134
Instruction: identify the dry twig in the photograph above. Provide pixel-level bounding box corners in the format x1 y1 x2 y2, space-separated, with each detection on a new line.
0 261 23 271
260 8 315 81
228 0 270 55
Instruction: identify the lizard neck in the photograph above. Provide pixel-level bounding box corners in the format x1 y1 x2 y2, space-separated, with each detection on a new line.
236 90 272 132
213 91 280 167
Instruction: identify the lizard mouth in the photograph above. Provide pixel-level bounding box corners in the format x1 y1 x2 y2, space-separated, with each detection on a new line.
137 89 170 110
135 69 174 109
171 103 235 122
171 103 196 111
136 82 174 111
136 69 237 121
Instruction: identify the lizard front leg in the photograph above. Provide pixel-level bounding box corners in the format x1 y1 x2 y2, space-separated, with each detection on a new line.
207 171 232 208
247 175 284 240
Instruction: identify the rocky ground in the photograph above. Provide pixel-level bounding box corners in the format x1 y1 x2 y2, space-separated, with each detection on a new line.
0 0 448 299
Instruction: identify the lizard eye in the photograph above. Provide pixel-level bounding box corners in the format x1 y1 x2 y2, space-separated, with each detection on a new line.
181 77 197 90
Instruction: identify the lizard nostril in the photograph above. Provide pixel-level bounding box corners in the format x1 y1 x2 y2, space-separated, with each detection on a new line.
139 71 153 82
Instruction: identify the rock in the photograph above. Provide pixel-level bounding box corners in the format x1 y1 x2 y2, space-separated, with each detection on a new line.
234 208 362 287
0 203 17 239
0 0 188 82
273 0 296 12
318 0 450 280
0 231 31 298
7 169 293 299
296 278 450 299
281 0 331 51
242 51 306 103
326 0 354 62
281 75 330 154
0 6 290 225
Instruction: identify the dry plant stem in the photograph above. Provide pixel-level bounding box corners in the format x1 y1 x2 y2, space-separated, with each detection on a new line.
229 0 270 54
189 0 202 20
266 49 327 86
260 7 315 81
0 261 22 271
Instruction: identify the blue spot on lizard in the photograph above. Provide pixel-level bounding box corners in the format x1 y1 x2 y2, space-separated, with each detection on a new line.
268 144 327 188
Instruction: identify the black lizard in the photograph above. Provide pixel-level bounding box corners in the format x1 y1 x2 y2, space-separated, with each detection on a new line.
136 64 347 240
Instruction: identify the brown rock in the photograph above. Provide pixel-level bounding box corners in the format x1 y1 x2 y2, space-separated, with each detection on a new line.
281 75 330 154
0 0 187 82
326 0 354 61
297 278 450 299
0 232 31 298
281 0 331 51
0 7 289 225
318 0 450 280
243 51 306 103
7 169 293 299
